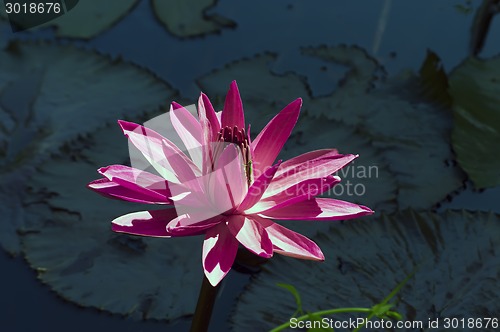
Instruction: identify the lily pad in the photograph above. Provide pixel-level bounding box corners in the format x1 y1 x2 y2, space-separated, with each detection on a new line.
303 45 466 209
22 123 203 321
0 41 175 254
449 56 500 188
231 210 500 331
151 0 236 38
0 0 139 39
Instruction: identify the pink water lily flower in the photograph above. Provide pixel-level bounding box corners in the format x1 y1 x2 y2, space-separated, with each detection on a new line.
88 81 373 286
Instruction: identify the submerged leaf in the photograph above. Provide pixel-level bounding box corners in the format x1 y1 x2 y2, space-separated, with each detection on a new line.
0 41 174 254
152 0 236 38
449 56 500 188
22 124 201 320
231 210 500 331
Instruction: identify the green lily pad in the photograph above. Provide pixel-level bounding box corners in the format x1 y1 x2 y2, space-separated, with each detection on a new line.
22 123 203 321
418 50 452 108
449 56 500 188
151 0 236 38
303 45 466 209
231 210 500 331
0 0 139 39
0 41 174 254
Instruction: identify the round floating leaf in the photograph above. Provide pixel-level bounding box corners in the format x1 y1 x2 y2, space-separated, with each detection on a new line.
231 210 500 331
22 123 203 321
303 45 465 209
449 56 500 188
0 41 174 254
152 0 236 38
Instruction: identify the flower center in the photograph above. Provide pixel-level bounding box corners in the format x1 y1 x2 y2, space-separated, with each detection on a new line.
217 126 252 186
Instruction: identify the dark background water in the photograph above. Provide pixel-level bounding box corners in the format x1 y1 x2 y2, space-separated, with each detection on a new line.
1 0 499 331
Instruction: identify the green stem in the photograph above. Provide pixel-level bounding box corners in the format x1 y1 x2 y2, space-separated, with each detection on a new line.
270 308 372 332
190 276 220 332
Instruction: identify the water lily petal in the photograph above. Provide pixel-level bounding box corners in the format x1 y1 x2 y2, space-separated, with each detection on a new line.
161 140 203 196
246 176 340 214
170 102 203 169
199 93 220 139
203 222 239 286
118 120 200 182
88 178 169 205
166 214 224 236
227 215 273 258
259 197 373 221
111 209 177 237
207 144 246 210
251 98 302 178
254 216 324 260
237 161 281 212
221 81 245 130
264 151 357 198
96 165 173 202
274 149 339 177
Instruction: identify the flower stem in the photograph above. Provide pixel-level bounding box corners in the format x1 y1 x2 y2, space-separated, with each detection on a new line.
190 276 220 332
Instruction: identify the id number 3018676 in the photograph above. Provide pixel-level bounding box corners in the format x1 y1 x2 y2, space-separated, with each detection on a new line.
4 2 61 14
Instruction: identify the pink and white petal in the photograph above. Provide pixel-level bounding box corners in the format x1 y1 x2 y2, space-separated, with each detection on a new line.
111 209 177 237
166 214 224 236
251 98 301 178
170 103 204 169
161 140 203 194
118 120 200 182
88 178 171 205
226 215 273 258
254 216 324 260
215 111 222 126
203 223 239 286
199 93 220 139
97 165 172 200
221 81 245 130
259 197 374 221
246 176 339 214
264 152 357 198
167 212 224 229
208 144 246 210
237 161 281 212
274 149 339 178
198 94 218 174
